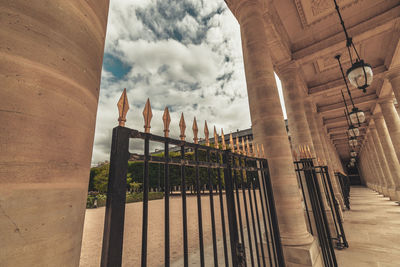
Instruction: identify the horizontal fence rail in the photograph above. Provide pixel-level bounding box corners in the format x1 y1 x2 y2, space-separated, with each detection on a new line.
100 126 286 267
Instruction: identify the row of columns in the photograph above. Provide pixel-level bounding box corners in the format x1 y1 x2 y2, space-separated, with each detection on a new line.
230 1 351 265
359 92 400 200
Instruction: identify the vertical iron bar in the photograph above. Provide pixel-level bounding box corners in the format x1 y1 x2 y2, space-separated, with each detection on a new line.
240 156 255 267
224 151 240 266
245 158 261 267
164 140 170 266
141 135 150 267
325 168 349 248
195 147 205 267
251 179 267 267
101 126 130 267
261 159 285 267
207 148 219 266
255 160 273 267
217 154 229 267
295 161 313 235
181 145 189 267
233 155 247 267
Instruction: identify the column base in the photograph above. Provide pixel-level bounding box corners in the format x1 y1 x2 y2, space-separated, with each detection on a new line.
283 238 323 267
381 186 389 197
387 188 397 200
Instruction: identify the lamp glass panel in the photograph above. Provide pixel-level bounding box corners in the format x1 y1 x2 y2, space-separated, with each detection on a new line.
350 111 365 124
348 64 373 89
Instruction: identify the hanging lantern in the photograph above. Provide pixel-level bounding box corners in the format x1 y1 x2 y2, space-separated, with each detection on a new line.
350 157 356 163
349 161 355 167
349 137 358 147
348 125 360 137
350 150 357 157
349 107 365 125
346 60 373 92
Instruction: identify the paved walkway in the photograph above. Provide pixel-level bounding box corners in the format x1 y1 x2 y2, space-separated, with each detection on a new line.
336 186 400 267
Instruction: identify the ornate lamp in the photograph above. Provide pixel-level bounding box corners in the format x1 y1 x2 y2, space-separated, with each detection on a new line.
350 157 356 163
337 58 366 127
333 0 373 92
350 150 357 157
349 161 355 167
347 125 359 137
349 137 358 147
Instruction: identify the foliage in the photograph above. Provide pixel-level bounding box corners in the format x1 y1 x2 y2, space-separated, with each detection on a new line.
86 192 163 209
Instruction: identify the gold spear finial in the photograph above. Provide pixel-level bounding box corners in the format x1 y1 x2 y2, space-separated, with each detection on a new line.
143 98 153 133
246 137 251 156
179 113 186 141
192 117 198 144
229 133 235 153
236 137 240 154
241 137 246 155
293 150 298 161
204 121 210 146
162 107 171 138
298 146 303 159
306 145 312 158
256 144 260 158
221 128 226 150
117 88 129 127
317 157 322 166
214 126 219 149
252 142 257 157
261 144 265 158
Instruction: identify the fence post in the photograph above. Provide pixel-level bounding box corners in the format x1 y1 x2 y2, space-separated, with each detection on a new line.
223 151 243 266
101 126 131 267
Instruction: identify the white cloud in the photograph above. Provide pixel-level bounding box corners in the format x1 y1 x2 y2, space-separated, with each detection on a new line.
91 0 286 164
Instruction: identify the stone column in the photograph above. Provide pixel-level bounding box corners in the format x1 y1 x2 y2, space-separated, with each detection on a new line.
360 147 374 188
366 133 386 193
0 1 110 266
371 117 400 199
315 116 345 209
379 97 400 163
231 2 320 265
387 67 400 106
278 63 315 156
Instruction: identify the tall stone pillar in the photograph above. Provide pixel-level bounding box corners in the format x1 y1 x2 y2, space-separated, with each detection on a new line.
379 98 400 163
315 116 345 209
0 1 110 266
371 117 400 199
230 1 320 265
366 133 386 193
278 63 315 156
387 67 400 105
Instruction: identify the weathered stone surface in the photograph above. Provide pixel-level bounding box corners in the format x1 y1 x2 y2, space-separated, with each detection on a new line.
0 1 109 265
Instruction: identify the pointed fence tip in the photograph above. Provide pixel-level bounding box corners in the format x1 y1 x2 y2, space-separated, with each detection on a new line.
162 107 171 137
179 113 186 141
192 117 198 144
117 88 129 127
143 98 153 133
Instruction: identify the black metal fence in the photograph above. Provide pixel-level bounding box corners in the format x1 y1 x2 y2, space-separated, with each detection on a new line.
294 157 348 267
335 172 351 210
100 126 285 267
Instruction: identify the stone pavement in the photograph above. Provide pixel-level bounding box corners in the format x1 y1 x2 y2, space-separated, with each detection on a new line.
336 186 400 267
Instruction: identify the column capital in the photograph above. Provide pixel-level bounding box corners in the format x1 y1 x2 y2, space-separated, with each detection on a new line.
372 112 384 120
386 66 400 82
274 60 300 78
227 0 267 23
377 96 395 105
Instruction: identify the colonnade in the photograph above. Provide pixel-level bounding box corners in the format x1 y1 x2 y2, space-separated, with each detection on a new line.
359 72 400 200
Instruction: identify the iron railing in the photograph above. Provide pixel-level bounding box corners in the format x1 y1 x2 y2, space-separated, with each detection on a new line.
100 126 286 267
335 172 351 210
294 157 342 267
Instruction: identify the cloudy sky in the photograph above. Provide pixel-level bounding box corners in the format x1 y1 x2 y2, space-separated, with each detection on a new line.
91 0 286 164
